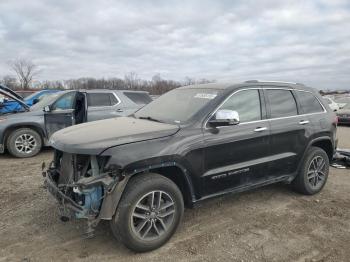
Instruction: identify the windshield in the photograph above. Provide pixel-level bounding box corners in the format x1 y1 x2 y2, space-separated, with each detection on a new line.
30 93 62 111
134 88 220 124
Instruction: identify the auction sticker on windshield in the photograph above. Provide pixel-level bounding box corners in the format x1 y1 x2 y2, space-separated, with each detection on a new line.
194 93 217 99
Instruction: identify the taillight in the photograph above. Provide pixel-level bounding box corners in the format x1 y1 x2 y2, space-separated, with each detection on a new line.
334 115 338 125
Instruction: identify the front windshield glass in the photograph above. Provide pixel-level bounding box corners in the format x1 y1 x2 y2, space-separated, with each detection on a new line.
30 93 62 111
134 88 220 124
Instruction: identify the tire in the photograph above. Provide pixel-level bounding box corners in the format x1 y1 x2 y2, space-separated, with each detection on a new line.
6 128 42 158
292 146 329 195
110 173 184 252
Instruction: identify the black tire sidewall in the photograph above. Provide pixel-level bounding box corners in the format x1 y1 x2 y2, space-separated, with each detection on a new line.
7 128 42 158
300 147 329 194
111 174 184 252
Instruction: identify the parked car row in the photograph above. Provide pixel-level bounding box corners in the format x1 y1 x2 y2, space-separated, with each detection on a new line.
336 103 350 124
322 95 350 124
0 85 152 157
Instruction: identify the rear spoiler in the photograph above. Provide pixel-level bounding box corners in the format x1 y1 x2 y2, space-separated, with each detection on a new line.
0 84 30 111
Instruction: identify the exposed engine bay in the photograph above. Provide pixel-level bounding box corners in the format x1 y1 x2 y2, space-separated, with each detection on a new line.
43 150 127 237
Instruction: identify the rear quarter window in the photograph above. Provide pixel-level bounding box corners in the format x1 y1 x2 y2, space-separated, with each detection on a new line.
296 91 324 114
123 92 152 105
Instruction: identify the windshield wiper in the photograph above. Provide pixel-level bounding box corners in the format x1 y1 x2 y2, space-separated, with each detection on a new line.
138 116 163 123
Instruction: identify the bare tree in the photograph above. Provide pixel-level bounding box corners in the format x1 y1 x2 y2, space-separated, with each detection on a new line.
124 72 140 89
10 59 39 89
183 76 195 86
1 75 19 89
152 73 162 83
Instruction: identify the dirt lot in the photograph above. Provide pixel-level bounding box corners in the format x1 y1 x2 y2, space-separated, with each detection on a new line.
0 127 349 262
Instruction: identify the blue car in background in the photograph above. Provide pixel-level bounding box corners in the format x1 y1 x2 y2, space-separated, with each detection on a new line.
0 89 59 114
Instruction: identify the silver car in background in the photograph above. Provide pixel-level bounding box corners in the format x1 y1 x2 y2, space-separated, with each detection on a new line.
0 88 152 157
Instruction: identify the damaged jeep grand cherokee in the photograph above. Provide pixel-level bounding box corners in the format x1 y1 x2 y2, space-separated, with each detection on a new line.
43 81 337 252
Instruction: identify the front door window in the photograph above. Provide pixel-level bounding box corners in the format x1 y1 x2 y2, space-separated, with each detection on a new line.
216 89 261 123
52 92 76 110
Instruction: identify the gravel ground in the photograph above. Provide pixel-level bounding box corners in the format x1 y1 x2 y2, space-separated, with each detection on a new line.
0 126 349 262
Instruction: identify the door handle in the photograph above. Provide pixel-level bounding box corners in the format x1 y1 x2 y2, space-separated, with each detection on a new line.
116 108 123 112
299 120 309 125
254 127 267 132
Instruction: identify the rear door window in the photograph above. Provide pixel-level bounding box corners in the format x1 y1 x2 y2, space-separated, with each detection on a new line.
266 89 298 118
297 91 324 114
123 92 152 105
87 93 118 107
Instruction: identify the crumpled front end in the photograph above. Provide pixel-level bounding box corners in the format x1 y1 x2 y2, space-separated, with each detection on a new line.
43 150 126 236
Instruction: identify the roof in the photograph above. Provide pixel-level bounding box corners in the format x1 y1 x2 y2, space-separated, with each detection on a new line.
60 89 149 94
178 80 315 92
85 89 149 93
178 83 233 90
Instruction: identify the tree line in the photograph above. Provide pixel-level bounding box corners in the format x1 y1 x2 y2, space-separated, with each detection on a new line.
1 59 215 95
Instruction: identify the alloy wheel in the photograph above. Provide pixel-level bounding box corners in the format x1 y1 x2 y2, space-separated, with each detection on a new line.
14 134 36 154
307 155 327 189
130 190 175 241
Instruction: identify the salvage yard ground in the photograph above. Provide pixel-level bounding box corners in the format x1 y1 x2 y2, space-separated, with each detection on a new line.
0 127 349 262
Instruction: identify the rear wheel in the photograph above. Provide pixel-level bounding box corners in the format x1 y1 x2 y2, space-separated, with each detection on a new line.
7 128 42 158
110 173 184 252
292 146 329 195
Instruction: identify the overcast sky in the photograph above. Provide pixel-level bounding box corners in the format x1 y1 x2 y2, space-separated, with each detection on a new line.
0 0 350 89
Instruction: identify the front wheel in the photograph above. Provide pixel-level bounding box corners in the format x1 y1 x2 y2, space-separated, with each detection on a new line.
110 173 184 252
292 146 329 195
6 128 42 158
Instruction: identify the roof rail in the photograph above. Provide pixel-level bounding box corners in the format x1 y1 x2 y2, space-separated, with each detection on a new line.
244 80 259 83
244 80 304 85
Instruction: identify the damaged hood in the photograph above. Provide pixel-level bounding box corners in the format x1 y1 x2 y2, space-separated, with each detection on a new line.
0 84 30 111
50 117 180 154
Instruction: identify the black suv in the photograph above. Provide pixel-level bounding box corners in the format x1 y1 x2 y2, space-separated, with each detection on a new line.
44 81 337 252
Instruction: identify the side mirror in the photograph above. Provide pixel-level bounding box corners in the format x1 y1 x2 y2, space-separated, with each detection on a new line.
209 109 240 127
43 105 52 112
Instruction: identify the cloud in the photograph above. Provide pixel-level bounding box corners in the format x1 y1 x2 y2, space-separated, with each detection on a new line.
0 0 349 89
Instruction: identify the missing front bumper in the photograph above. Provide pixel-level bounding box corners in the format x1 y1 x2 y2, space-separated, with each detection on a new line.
43 167 128 220
44 171 84 214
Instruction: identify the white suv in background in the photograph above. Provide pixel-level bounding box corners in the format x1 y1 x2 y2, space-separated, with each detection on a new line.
323 97 339 112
